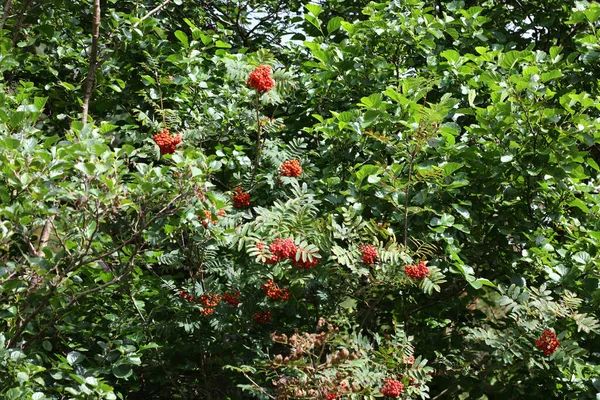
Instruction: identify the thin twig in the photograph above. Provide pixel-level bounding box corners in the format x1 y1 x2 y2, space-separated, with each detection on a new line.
133 0 172 28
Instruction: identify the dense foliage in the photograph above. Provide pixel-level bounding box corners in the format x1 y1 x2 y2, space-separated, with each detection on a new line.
1 0 600 398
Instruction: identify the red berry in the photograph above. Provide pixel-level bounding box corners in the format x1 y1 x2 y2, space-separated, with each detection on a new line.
261 280 290 301
153 129 182 155
222 291 241 307
232 186 251 208
279 159 302 178
253 311 272 323
380 378 403 398
247 65 275 93
270 238 298 260
536 329 560 356
405 260 429 280
360 244 378 265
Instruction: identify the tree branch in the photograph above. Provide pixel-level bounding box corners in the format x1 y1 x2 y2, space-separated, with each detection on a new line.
0 0 14 30
133 0 173 28
81 0 101 123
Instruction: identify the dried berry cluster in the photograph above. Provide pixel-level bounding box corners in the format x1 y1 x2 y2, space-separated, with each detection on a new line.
360 244 378 265
279 159 302 178
405 260 429 280
153 129 182 155
232 186 251 208
536 329 560 355
262 280 290 301
380 378 404 398
255 238 320 269
253 311 272 323
247 65 275 92
222 290 241 307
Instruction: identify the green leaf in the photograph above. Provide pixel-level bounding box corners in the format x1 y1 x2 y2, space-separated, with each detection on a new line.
112 365 133 379
327 17 343 34
174 30 189 48
305 3 323 16
67 351 85 366
568 198 589 213
215 40 231 48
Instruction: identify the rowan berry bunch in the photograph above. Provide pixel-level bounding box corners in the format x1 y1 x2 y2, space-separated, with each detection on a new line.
255 242 279 264
255 238 320 269
405 261 429 280
178 290 195 302
199 210 216 228
253 311 272 323
232 186 251 208
270 238 298 259
403 355 415 366
279 159 302 178
536 329 560 355
360 244 378 265
292 256 319 269
262 280 290 301
153 129 182 155
380 378 404 398
222 291 241 307
247 65 275 92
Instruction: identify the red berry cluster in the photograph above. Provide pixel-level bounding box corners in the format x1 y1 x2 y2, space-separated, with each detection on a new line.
222 290 241 307
232 186 251 208
536 329 560 355
262 280 290 301
199 210 217 228
405 261 429 280
380 378 404 398
325 393 338 400
256 242 279 264
153 129 182 155
292 254 319 269
360 244 378 265
255 238 320 269
279 159 302 178
253 311 272 323
403 355 415 366
179 291 222 317
270 238 298 259
247 65 275 93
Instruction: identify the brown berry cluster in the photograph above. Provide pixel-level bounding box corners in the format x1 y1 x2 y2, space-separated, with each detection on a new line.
536 329 560 355
153 129 182 155
262 280 290 301
253 311 272 323
279 159 302 178
222 290 241 307
232 186 251 208
380 378 404 398
247 65 275 93
360 244 378 265
405 261 429 280
255 238 320 269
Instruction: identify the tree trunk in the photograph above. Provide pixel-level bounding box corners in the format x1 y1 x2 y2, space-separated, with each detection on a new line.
81 0 101 123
